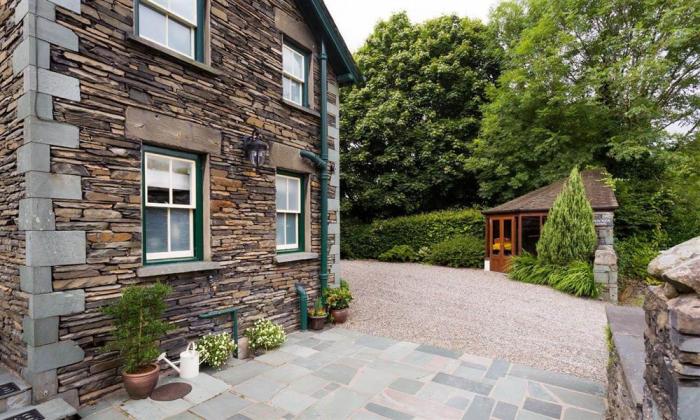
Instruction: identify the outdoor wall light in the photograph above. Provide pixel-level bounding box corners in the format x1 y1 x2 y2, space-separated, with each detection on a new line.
242 128 269 168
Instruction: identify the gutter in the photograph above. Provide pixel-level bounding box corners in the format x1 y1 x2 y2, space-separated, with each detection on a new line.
300 40 330 295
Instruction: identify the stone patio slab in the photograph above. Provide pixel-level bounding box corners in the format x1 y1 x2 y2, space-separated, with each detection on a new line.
188 392 250 420
269 389 317 415
232 375 286 401
314 363 358 385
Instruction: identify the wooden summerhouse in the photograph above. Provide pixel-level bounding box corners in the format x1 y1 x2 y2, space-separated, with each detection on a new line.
482 170 619 273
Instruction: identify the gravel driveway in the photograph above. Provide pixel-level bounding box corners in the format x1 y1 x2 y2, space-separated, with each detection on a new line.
339 260 609 383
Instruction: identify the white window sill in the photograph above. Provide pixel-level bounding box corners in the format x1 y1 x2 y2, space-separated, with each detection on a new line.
137 261 222 277
281 99 320 118
275 252 319 264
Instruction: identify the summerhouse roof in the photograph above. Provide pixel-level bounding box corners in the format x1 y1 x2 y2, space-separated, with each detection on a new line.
482 170 619 215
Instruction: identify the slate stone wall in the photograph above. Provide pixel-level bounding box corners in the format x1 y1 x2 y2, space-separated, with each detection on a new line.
9 0 343 406
0 0 28 375
607 349 642 420
642 238 700 420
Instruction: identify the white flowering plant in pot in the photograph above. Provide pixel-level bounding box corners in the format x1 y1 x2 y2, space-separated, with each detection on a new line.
197 332 236 368
244 319 286 354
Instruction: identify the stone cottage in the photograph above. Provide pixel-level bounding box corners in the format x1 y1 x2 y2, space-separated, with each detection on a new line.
0 0 360 410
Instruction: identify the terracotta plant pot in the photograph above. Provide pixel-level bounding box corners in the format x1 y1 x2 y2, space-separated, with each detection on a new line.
331 308 349 324
122 364 160 400
308 315 326 331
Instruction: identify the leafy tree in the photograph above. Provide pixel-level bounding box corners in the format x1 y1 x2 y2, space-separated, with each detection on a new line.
340 13 501 220
470 0 700 203
537 167 597 265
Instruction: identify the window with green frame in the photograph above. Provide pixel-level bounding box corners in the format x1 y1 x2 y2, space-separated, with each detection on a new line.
135 0 206 62
276 172 306 253
142 145 204 264
282 41 310 107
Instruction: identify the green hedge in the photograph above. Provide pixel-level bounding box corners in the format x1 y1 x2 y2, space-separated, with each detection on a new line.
341 209 484 260
426 236 484 268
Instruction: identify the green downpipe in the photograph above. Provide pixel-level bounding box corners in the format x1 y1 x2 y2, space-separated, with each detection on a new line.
294 283 308 331
300 40 330 297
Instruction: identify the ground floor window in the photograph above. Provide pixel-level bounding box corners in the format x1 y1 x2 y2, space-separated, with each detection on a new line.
142 146 203 264
276 172 305 252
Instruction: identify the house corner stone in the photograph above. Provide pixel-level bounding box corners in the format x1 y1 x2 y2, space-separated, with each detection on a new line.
12 0 85 404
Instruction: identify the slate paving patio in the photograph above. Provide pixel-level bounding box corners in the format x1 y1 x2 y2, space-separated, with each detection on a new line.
78 328 606 420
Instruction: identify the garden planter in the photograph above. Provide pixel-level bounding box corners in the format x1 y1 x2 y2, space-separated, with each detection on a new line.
122 364 160 399
308 315 326 331
331 308 349 324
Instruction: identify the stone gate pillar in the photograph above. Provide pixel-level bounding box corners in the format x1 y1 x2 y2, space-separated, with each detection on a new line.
594 212 618 302
643 237 700 419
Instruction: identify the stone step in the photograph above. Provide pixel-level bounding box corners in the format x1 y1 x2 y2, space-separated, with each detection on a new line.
0 369 31 414
0 398 76 420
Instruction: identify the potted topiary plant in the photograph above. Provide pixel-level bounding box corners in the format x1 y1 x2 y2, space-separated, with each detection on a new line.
308 297 327 330
102 283 172 399
324 281 353 324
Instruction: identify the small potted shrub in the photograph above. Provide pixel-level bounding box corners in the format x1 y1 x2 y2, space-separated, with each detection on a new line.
197 332 237 369
102 283 172 399
307 297 327 330
324 281 353 324
244 318 286 355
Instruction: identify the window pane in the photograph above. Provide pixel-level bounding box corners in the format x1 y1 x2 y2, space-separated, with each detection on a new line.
287 178 300 212
491 219 501 256
283 77 292 102
169 0 196 22
139 5 166 45
151 0 167 8
168 19 193 57
285 214 297 246
147 155 170 204
522 216 541 255
504 219 513 256
172 159 193 205
291 80 302 105
283 47 302 79
170 208 191 252
146 208 168 254
276 213 285 246
276 176 287 211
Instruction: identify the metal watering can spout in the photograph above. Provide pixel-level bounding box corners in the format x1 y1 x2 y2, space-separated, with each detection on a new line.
157 342 200 379
157 352 181 374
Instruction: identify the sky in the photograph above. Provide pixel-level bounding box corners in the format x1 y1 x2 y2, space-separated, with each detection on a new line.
324 0 501 51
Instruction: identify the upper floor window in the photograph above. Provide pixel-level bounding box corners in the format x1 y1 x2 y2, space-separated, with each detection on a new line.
136 0 205 61
143 146 203 264
283 43 309 107
276 173 305 252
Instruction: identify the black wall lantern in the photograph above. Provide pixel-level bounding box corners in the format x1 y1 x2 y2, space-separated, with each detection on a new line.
242 128 269 168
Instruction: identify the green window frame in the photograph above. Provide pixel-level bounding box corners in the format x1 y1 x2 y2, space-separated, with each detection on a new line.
276 171 306 253
134 0 206 62
141 145 204 265
282 41 311 107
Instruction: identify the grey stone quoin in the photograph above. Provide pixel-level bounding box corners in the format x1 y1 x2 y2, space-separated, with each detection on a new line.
12 0 86 406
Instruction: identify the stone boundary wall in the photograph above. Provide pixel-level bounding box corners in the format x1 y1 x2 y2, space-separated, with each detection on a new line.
11 0 86 407
606 237 700 419
606 306 644 419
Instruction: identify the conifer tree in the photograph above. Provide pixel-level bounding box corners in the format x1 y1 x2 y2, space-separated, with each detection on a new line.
537 167 597 265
